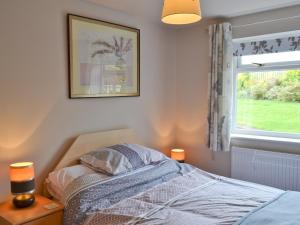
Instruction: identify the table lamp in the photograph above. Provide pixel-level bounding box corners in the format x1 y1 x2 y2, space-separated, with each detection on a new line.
171 149 185 163
9 162 35 208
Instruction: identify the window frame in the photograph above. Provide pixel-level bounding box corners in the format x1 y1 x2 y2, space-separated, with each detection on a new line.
231 54 300 140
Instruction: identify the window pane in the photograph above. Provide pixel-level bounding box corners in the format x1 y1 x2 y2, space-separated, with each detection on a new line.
241 51 300 65
236 70 300 134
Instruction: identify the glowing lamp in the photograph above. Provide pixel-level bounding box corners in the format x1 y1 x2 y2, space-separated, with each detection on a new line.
171 149 185 163
162 0 202 25
9 162 35 208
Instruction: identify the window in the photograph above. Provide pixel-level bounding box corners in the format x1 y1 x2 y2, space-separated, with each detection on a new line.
232 51 300 139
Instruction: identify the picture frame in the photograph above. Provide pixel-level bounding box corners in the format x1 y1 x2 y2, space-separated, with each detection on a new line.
67 14 140 98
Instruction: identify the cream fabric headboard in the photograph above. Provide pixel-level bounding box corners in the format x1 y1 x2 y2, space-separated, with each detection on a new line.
54 128 142 171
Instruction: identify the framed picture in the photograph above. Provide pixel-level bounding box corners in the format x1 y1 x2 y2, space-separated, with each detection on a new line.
68 14 140 98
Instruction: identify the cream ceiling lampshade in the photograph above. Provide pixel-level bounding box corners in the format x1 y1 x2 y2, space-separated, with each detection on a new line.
162 0 202 25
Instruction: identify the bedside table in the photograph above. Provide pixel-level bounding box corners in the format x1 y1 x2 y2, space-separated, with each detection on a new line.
0 195 64 225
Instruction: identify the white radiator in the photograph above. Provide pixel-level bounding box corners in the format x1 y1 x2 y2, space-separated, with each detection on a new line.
231 147 300 191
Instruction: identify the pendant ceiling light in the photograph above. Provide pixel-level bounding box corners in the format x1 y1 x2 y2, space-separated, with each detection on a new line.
162 0 202 25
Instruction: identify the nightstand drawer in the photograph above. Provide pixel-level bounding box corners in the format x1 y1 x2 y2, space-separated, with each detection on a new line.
23 211 63 225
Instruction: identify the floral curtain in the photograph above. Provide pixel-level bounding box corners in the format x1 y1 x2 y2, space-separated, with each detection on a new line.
233 36 300 56
207 23 233 152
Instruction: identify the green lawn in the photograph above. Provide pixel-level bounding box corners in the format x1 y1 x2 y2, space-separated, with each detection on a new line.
237 98 300 133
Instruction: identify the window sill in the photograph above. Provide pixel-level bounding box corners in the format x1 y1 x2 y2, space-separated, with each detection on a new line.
231 133 300 145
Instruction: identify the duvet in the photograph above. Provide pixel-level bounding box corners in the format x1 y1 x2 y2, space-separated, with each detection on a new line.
63 160 283 225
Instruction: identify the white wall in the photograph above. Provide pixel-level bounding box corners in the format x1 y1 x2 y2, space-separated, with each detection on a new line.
175 5 300 177
0 0 177 201
230 5 300 38
1 0 300 203
175 19 231 177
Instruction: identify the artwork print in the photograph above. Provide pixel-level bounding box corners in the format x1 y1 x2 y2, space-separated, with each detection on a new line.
68 14 140 98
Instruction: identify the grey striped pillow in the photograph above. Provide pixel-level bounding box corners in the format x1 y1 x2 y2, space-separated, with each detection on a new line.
80 144 167 175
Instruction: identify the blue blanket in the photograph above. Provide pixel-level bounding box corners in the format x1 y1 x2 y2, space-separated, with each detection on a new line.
234 191 300 225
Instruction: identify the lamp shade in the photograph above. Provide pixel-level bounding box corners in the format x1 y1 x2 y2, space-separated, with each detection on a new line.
9 162 35 194
9 162 35 208
162 0 202 25
171 149 185 162
10 162 34 182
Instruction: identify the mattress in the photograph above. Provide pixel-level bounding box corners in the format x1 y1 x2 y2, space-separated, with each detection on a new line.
62 160 283 225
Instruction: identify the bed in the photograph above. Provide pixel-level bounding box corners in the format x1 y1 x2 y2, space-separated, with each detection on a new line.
45 129 300 225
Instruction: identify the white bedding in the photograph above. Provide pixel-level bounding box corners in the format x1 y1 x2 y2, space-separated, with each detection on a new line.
86 170 282 225
63 161 283 225
46 164 106 200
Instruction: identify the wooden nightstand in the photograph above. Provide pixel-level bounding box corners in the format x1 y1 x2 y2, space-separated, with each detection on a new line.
0 195 64 225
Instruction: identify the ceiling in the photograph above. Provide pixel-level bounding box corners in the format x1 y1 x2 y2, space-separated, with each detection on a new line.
85 0 300 23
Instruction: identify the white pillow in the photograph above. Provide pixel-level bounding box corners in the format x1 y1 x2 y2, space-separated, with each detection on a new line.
125 144 168 165
80 144 168 175
46 164 107 200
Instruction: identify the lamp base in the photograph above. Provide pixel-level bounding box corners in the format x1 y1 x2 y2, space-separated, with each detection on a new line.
13 194 35 208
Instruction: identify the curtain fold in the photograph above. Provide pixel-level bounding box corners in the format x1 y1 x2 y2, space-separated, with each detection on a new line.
207 23 233 152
